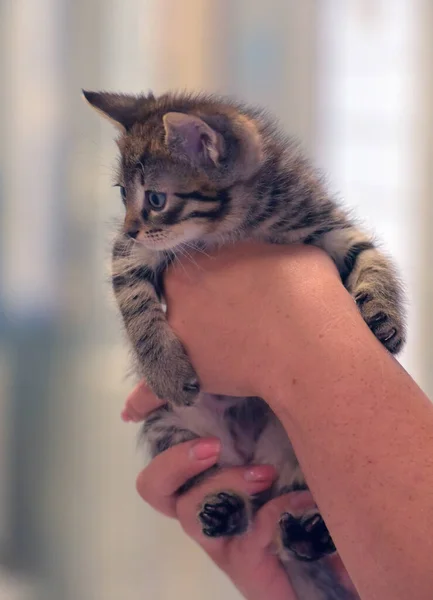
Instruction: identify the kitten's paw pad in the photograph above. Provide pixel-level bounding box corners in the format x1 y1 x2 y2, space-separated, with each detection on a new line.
145 342 200 406
355 293 405 354
198 492 249 538
279 511 336 562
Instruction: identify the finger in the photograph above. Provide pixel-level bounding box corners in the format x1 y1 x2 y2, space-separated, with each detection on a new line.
136 438 221 517
175 465 277 551
122 380 164 422
121 404 143 423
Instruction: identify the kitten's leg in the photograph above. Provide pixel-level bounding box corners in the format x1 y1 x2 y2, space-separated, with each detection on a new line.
197 487 336 561
112 239 200 406
142 405 199 455
274 480 336 562
283 560 358 600
195 472 335 558
312 227 406 354
197 397 272 539
251 414 337 563
276 487 353 599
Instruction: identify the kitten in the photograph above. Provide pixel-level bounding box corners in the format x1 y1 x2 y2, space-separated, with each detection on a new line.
84 90 405 600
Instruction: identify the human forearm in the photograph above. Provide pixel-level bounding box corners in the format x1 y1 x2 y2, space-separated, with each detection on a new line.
164 242 433 600
258 268 433 600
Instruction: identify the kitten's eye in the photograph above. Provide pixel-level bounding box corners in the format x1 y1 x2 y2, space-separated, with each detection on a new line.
145 191 167 211
119 186 127 204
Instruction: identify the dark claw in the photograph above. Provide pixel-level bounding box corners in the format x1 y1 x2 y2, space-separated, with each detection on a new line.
217 492 231 500
369 312 387 327
355 291 372 306
203 503 221 514
217 492 239 505
200 513 216 526
383 327 397 342
183 382 200 393
303 514 321 533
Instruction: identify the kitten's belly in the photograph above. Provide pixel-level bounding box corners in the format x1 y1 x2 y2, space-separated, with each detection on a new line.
171 393 299 476
171 394 253 466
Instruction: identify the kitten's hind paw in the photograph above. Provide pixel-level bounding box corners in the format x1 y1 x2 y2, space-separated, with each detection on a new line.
198 492 249 538
279 511 336 562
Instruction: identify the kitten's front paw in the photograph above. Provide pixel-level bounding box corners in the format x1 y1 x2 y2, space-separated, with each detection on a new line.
355 291 405 354
144 340 200 406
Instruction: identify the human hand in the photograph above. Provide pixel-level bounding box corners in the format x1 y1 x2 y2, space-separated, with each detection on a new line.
163 241 358 400
123 382 358 600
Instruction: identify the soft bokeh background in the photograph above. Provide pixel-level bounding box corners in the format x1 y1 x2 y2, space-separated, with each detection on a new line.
0 1 432 598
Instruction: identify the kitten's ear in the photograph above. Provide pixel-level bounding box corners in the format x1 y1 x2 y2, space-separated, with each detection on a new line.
163 112 225 167
82 90 139 132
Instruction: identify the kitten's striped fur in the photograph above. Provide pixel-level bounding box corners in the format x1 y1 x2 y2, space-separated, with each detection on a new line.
85 90 405 600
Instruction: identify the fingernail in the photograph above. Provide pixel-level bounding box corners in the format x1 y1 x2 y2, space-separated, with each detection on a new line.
190 438 221 461
244 466 276 482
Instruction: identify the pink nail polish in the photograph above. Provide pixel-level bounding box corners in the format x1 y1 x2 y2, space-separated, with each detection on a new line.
191 439 221 461
244 466 276 482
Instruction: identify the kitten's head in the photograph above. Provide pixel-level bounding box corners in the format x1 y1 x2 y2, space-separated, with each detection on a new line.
84 90 267 251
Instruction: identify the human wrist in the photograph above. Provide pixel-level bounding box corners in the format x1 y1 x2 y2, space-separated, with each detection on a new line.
251 252 380 419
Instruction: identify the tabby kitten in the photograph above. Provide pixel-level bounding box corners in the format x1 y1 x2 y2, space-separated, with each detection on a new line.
84 90 405 600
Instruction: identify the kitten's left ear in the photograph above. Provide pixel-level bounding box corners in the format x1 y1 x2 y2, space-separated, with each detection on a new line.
82 90 140 131
163 112 225 167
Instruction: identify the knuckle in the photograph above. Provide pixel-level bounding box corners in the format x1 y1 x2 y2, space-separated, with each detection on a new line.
135 471 152 502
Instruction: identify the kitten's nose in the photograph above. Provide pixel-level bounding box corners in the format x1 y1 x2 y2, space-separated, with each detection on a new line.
127 229 139 239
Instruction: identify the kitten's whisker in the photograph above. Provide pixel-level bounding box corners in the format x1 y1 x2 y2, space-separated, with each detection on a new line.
178 246 203 278
179 244 203 271
184 241 212 260
172 247 192 279
161 250 170 272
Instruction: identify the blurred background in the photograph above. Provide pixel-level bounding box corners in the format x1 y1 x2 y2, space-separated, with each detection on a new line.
0 0 432 598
